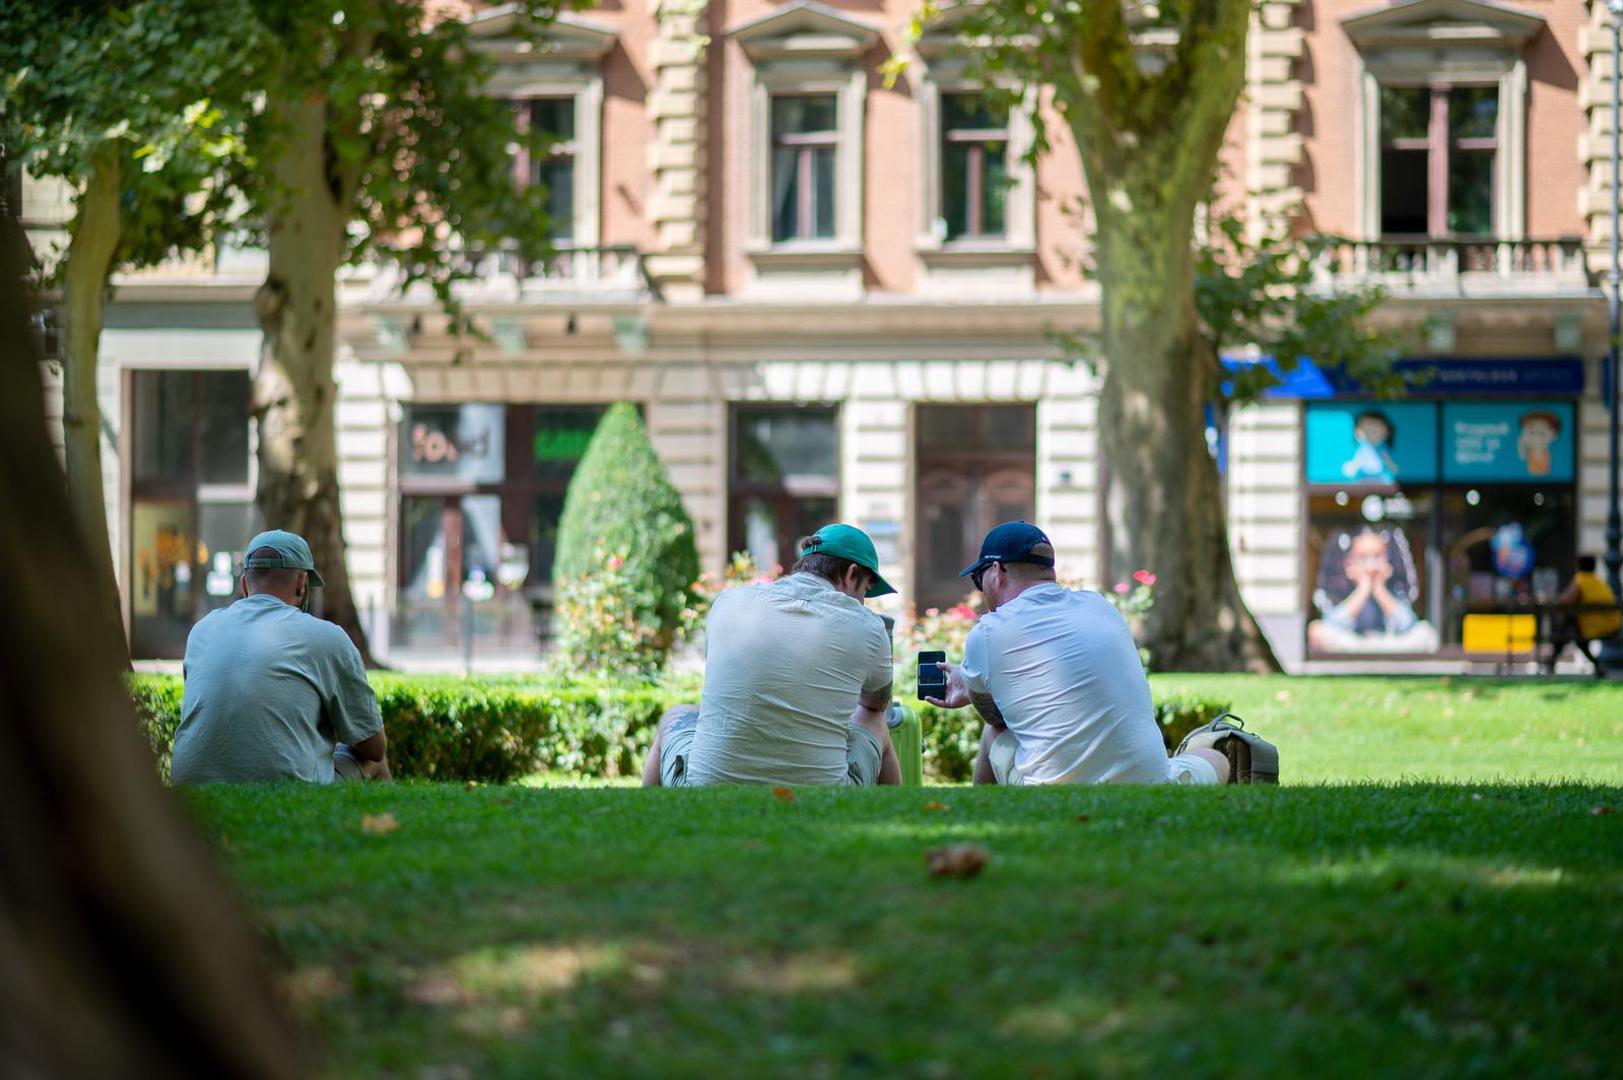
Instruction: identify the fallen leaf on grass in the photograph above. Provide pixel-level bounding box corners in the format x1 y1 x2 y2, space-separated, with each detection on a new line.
772 786 797 803
1075 814 1091 823
360 812 399 835
925 843 989 878
922 800 950 813
1592 804 1616 817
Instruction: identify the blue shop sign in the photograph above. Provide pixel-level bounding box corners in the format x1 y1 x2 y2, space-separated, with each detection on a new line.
1223 356 1585 399
1305 402 1438 484
1441 401 1575 483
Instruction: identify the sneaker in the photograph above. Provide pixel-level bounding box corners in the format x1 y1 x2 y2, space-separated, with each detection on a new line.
1175 714 1279 785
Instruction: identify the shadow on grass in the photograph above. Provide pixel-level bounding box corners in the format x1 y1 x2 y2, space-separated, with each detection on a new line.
187 782 1623 1076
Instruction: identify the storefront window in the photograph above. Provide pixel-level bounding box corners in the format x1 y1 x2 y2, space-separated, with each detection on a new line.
729 405 839 571
1304 398 1578 657
128 369 255 658
395 403 605 652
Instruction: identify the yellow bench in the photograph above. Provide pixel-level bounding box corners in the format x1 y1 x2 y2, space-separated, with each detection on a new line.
1461 614 1538 656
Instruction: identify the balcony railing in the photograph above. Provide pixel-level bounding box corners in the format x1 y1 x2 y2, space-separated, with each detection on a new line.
1308 236 1591 295
455 243 659 302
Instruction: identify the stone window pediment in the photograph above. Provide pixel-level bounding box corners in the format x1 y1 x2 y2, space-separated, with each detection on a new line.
468 6 618 63
1341 0 1544 51
729 0 881 62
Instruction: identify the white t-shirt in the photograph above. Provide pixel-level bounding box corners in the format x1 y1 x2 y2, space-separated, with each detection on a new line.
686 573 893 786
959 582 1173 785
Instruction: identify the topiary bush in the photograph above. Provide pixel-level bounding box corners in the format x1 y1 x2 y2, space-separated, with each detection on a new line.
552 402 700 675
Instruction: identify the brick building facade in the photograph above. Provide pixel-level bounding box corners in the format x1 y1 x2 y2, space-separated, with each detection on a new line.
28 0 1621 668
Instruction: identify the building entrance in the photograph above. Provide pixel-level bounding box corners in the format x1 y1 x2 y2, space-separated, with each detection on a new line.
914 404 1036 612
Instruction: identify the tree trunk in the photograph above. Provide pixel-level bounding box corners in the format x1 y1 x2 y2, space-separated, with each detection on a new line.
61 141 129 661
253 91 376 665
1067 2 1279 672
0 168 304 1079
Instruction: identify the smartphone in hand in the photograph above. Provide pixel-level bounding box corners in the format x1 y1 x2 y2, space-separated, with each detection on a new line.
917 650 947 701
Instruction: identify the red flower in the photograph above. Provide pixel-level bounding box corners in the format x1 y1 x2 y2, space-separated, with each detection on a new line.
1132 570 1157 587
950 604 979 621
606 555 624 570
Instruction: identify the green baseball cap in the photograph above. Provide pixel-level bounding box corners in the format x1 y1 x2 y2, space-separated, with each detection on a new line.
242 529 326 587
799 523 895 598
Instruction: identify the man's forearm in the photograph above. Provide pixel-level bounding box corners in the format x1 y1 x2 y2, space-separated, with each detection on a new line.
970 691 1005 730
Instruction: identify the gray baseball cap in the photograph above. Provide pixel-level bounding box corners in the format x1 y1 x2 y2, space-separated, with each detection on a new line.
242 529 326 587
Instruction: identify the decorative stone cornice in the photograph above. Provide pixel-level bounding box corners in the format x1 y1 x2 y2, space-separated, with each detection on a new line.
1340 0 1545 49
465 6 619 62
728 0 881 62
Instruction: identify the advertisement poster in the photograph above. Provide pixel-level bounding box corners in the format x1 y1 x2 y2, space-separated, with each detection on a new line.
1308 524 1439 654
1305 402 1438 485
1441 401 1574 483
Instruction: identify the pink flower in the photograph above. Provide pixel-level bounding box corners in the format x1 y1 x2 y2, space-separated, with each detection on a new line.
950 604 978 621
606 555 624 570
1132 570 1157 587
925 607 941 618
1113 581 1131 595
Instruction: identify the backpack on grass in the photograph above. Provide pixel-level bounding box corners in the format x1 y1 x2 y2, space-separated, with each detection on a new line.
1175 714 1279 785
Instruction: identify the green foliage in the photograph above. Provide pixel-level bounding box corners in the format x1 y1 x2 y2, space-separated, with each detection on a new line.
128 673 186 781
1150 687 1233 750
129 673 702 784
1196 218 1400 405
240 0 567 329
0 0 257 275
553 404 701 674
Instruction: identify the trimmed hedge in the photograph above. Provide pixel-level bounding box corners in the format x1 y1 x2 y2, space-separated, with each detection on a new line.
132 673 1228 785
130 674 700 784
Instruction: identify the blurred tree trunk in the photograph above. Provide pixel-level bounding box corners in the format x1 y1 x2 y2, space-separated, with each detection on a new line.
0 170 303 1079
61 141 130 662
253 87 375 665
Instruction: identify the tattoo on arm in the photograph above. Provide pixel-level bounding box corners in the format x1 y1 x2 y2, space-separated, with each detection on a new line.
970 692 1005 728
859 682 893 713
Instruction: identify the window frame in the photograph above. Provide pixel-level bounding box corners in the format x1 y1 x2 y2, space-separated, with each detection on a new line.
727 403 842 572
1377 82 1499 240
939 92 1012 242
769 94 840 243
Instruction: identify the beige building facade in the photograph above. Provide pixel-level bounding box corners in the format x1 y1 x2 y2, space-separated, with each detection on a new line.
29 0 1623 668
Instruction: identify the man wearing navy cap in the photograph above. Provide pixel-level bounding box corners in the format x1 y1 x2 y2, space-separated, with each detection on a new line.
924 522 1235 786
170 530 390 784
642 523 903 787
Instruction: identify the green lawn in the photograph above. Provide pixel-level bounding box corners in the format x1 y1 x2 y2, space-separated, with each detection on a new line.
185 676 1623 1076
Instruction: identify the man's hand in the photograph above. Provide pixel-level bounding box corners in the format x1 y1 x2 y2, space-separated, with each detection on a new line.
360 756 393 782
924 661 972 710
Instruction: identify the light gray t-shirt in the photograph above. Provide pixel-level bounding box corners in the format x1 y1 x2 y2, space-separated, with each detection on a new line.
686 573 893 786
171 594 383 784
959 583 1172 785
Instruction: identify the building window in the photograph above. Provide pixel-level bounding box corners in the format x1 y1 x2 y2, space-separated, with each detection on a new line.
770 96 838 243
529 97 577 243
128 369 255 659
940 94 1008 241
728 405 839 572
1379 85 1497 238
395 404 604 651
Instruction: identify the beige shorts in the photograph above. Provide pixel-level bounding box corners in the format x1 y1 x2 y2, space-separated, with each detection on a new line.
658 704 884 787
988 729 1221 786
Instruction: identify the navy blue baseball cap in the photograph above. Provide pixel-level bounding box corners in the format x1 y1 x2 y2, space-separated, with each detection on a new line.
960 521 1056 579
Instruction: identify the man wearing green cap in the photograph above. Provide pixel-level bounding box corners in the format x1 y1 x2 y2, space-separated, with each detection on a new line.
642 523 903 787
170 530 390 785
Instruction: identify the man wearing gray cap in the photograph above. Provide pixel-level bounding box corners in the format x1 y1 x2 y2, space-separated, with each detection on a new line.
170 530 390 784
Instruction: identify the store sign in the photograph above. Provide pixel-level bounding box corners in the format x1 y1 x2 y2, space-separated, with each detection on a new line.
1225 356 1585 399
1305 402 1438 485
1441 401 1574 483
532 426 594 464
400 404 505 484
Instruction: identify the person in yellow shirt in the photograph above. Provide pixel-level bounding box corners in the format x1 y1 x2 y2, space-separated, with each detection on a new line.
1546 556 1621 676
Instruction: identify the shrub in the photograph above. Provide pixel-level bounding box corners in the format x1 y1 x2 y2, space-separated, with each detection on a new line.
128 673 702 784
1152 688 1234 751
552 403 700 674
